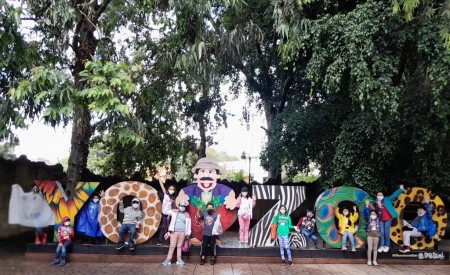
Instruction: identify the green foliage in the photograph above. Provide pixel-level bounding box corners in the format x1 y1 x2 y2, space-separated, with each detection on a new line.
264 0 450 194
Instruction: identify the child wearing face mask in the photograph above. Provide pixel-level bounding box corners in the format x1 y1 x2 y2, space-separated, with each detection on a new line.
158 174 177 246
50 216 74 266
116 197 142 251
197 202 219 265
272 205 298 266
399 196 435 253
75 191 104 244
363 200 381 265
236 186 256 247
374 185 404 253
162 200 191 266
335 205 359 252
296 209 319 249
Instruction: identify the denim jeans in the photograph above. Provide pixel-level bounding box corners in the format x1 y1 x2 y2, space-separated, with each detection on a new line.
278 235 292 261
379 220 392 247
342 230 355 247
54 242 71 260
301 229 318 246
118 224 136 246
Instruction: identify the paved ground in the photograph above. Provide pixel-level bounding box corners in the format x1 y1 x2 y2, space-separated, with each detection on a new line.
0 258 449 275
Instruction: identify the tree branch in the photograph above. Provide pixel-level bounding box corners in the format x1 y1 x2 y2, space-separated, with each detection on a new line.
95 0 113 20
278 75 293 113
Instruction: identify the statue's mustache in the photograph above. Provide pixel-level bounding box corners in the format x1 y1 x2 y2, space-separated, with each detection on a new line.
200 177 214 181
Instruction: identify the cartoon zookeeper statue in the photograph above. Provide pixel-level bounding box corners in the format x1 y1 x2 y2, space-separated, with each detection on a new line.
176 157 237 241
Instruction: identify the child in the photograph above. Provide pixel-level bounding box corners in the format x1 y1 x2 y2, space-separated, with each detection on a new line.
374 184 404 252
197 202 219 265
50 216 74 266
399 196 435 253
364 200 381 265
162 200 191 266
76 191 104 244
335 205 359 252
296 209 318 249
236 186 256 247
158 172 177 246
272 205 298 266
116 197 143 251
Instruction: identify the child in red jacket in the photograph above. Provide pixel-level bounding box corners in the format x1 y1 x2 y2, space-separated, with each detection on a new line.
51 216 74 266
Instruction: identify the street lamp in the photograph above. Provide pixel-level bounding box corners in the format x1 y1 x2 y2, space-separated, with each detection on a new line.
240 151 254 183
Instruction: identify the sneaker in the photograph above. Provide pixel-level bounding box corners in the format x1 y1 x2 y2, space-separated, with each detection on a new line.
245 242 249 248
341 246 347 251
210 257 215 265
367 261 372 266
351 246 356 252
50 259 60 266
372 261 378 266
281 260 285 266
162 259 171 266
116 244 125 250
288 260 293 266
377 246 384 253
239 242 243 248
383 246 389 253
314 245 319 249
399 246 411 253
200 258 205 265
157 241 162 246
59 259 65 266
129 245 135 251
176 259 185 265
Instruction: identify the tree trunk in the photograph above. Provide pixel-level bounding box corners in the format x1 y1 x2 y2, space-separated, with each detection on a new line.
263 102 282 183
66 105 91 194
66 2 100 194
198 118 207 158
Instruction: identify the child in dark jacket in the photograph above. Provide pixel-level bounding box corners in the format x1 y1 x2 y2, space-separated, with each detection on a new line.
51 216 74 266
296 209 318 249
363 200 381 266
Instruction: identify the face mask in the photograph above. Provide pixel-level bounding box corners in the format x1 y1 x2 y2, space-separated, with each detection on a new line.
241 192 248 197
132 203 139 208
168 190 175 195
307 213 313 218
207 209 214 215
93 198 99 203
179 206 186 212
280 210 286 214
343 211 349 216
377 195 384 201
370 215 377 220
64 221 70 226
418 212 425 217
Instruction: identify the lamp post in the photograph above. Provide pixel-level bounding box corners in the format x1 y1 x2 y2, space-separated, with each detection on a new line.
240 151 253 183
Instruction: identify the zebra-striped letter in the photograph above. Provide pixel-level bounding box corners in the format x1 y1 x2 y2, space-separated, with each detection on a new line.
249 185 306 247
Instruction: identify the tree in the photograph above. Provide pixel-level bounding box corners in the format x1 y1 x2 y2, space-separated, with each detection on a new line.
264 0 450 194
7 0 168 194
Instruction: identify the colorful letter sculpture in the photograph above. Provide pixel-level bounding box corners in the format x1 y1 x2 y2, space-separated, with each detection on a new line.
249 185 306 247
35 180 100 241
98 181 162 244
8 184 55 227
390 187 448 249
315 186 372 248
175 157 237 241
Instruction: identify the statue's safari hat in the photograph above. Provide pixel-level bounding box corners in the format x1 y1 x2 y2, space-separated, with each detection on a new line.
191 157 223 174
